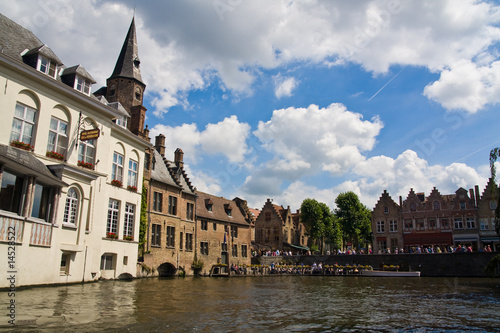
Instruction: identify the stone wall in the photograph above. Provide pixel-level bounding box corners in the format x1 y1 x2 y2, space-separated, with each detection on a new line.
256 252 498 277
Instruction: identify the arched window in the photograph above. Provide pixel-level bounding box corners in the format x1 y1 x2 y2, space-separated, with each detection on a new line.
10 103 37 146
410 202 416 211
63 188 79 225
433 201 440 210
384 206 389 214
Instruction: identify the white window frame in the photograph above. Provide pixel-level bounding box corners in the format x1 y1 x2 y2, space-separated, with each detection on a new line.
63 188 79 226
11 103 36 145
127 159 138 188
454 217 463 229
112 152 124 183
466 217 475 229
47 117 68 157
78 139 96 166
74 75 91 95
37 55 57 78
123 203 135 238
107 199 120 236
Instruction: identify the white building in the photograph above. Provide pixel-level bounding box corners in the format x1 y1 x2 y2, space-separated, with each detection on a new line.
0 14 150 287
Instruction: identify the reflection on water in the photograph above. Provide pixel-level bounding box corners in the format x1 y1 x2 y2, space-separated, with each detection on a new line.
2 276 500 332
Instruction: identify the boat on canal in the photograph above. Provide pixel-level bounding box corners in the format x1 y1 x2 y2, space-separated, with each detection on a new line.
361 270 420 277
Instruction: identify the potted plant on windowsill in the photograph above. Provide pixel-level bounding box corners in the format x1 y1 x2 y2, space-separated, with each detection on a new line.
10 140 33 151
111 179 123 187
78 160 94 170
106 232 118 239
123 235 133 241
46 151 64 161
127 185 137 192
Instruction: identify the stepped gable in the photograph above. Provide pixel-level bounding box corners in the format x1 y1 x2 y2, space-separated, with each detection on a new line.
271 203 287 225
373 190 398 210
402 188 425 211
168 159 195 194
426 187 446 210
481 178 498 200
150 150 179 188
196 191 248 226
233 197 255 225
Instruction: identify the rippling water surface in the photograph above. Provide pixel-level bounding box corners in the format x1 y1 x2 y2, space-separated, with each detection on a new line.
2 276 500 332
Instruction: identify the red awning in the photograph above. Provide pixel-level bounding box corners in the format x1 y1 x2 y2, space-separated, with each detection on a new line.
403 233 452 246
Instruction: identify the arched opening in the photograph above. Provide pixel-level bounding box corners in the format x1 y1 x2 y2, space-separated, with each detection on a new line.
118 273 133 280
157 262 177 277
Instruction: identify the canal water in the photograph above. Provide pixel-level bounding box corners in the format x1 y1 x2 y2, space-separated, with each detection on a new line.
2 276 500 332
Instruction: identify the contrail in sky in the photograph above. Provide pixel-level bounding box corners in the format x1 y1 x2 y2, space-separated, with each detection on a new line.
368 69 404 101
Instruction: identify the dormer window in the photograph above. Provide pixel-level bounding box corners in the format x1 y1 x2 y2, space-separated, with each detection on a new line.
37 56 57 78
113 116 128 128
225 204 232 217
75 76 91 95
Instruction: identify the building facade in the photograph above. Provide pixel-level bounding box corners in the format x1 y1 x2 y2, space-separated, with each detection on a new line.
0 14 149 287
477 179 500 251
142 135 197 276
195 191 253 275
254 199 309 253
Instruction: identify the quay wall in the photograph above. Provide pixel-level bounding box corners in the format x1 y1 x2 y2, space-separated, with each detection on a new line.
255 252 498 277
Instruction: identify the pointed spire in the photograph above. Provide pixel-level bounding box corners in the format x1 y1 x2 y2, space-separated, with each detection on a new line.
110 17 143 83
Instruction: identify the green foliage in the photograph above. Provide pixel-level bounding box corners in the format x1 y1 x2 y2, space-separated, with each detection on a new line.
484 254 500 277
139 184 148 252
191 259 204 273
489 149 500 236
300 198 341 253
334 191 372 249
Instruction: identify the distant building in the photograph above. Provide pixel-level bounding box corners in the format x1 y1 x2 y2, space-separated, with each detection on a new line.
477 179 500 251
195 191 253 275
254 199 309 253
0 14 149 287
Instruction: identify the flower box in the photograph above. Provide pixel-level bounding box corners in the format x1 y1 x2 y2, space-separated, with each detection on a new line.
127 185 137 192
46 151 64 161
106 232 118 239
123 236 133 241
10 140 33 151
78 160 94 170
111 179 123 187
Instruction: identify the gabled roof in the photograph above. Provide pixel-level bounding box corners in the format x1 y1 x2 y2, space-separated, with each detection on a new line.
196 191 250 226
109 17 144 84
61 65 96 83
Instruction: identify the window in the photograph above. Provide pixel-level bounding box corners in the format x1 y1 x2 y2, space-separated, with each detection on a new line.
231 225 238 238
100 254 114 270
37 56 57 78
410 202 416 211
127 159 138 188
112 152 124 183
404 220 413 231
153 192 162 212
31 182 51 221
222 242 228 252
11 103 36 145
201 220 208 231
166 226 175 247
0 170 24 214
186 233 193 251
433 201 440 210
207 203 213 212
60 253 70 275
63 188 79 225
180 232 184 250
389 220 398 232
107 199 120 236
454 217 463 229
265 212 271 221
232 244 238 257
213 223 217 231
168 196 177 215
123 203 135 238
441 218 450 230
47 117 68 157
376 221 385 233
114 116 128 128
75 76 91 95
384 206 389 214
466 217 475 229
480 218 490 231
186 202 194 221
241 245 248 258
151 224 161 246
378 240 387 252
429 218 437 230
78 139 96 167
490 200 497 210
226 208 232 217
416 219 424 231
200 241 209 255
460 202 466 210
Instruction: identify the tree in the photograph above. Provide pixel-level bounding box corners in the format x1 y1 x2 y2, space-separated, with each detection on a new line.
489 148 500 236
300 198 324 252
334 192 372 250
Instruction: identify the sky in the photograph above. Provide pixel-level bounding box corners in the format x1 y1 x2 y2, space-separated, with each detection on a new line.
2 0 500 211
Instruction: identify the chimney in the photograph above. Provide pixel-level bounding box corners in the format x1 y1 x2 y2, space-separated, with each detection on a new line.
469 188 475 207
143 125 150 142
155 134 165 157
174 148 184 167
399 196 403 207
475 185 480 208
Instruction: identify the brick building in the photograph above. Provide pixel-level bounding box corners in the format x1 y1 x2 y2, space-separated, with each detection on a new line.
254 199 309 253
477 178 500 251
195 191 253 275
142 135 197 276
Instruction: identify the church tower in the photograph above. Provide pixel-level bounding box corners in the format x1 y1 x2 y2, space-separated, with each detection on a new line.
106 17 147 138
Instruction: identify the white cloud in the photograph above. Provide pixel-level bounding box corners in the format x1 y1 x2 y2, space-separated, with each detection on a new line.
254 103 383 177
149 116 250 164
423 60 500 113
274 75 298 98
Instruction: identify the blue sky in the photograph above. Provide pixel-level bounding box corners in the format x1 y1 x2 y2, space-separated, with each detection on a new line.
2 0 500 210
